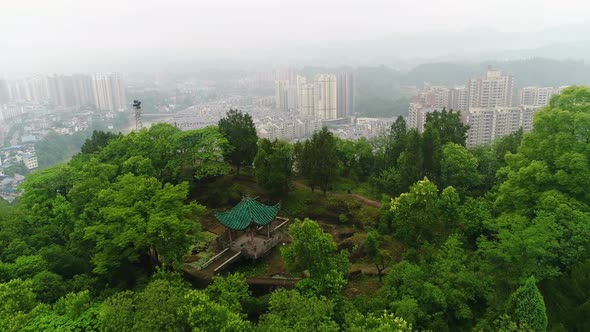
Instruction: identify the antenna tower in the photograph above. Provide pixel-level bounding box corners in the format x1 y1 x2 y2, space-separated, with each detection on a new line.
132 100 142 130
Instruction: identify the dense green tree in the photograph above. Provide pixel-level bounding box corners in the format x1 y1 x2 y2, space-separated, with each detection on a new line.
133 278 189 332
181 289 252 332
206 273 251 312
218 109 258 174
0 279 37 331
347 311 412 332
484 87 590 286
387 178 460 246
335 137 375 181
440 143 482 197
384 116 408 168
254 139 294 195
421 123 442 181
98 291 135 332
84 174 204 281
298 127 339 194
509 276 548 332
397 129 423 192
363 230 391 282
423 109 469 146
167 126 232 182
382 235 489 330
80 130 121 155
281 218 349 296
257 289 339 332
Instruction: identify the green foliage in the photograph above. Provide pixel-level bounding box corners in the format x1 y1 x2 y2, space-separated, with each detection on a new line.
347 311 412 332
397 129 423 191
281 218 350 296
440 142 482 197
297 127 339 194
254 139 294 195
2 85 590 331
509 277 548 332
206 273 251 312
387 178 460 246
257 289 339 332
80 130 121 155
282 189 313 217
363 230 391 281
218 109 258 174
381 235 490 330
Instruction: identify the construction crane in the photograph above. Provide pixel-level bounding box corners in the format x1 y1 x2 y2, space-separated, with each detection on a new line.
132 100 142 130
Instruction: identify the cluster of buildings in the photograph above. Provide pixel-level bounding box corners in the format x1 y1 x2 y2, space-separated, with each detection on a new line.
256 115 323 141
275 72 355 120
408 69 569 147
0 73 126 122
0 145 38 203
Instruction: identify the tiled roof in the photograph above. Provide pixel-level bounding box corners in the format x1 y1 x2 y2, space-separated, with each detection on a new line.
214 197 281 231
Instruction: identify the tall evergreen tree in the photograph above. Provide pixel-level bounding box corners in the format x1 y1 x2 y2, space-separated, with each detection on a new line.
397 129 423 192
424 108 469 146
299 127 338 195
254 139 294 195
218 109 258 174
385 116 408 168
510 276 548 332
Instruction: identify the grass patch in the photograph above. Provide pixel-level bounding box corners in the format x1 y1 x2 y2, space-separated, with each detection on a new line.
230 259 267 277
282 189 313 218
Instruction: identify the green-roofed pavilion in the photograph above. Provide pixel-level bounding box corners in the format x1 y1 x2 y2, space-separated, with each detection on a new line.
214 197 281 231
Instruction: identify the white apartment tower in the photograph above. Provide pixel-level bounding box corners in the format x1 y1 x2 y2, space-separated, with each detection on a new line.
297 76 315 117
449 86 468 112
407 103 437 133
519 86 557 107
314 74 337 120
337 72 355 117
465 106 540 147
92 73 126 111
275 80 290 111
468 70 514 109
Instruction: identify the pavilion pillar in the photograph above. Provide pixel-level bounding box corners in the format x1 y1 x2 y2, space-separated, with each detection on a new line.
267 224 270 239
228 229 232 243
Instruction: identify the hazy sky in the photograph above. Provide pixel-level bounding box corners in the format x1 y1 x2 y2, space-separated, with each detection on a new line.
2 0 590 74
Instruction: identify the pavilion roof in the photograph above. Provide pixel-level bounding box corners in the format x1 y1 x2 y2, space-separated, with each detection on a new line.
214 197 281 231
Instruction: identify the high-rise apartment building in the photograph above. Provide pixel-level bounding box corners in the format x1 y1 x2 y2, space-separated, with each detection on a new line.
468 70 514 109
47 74 77 108
418 85 450 110
92 73 126 111
519 86 556 107
449 86 468 112
465 106 540 147
407 103 436 133
275 80 290 111
72 74 95 107
297 76 315 117
314 74 337 120
537 87 556 106
337 72 355 117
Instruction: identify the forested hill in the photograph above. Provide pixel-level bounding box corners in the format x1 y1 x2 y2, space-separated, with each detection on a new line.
403 58 590 87
354 58 590 117
0 88 589 330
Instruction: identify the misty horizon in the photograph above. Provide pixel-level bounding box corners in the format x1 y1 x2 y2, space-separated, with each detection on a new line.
3 0 590 76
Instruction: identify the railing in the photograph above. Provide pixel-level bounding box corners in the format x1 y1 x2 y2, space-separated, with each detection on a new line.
214 251 242 272
200 248 229 270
